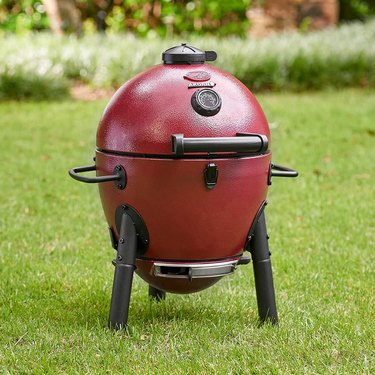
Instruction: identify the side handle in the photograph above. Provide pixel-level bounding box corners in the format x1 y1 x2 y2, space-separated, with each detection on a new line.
268 163 298 185
69 164 126 190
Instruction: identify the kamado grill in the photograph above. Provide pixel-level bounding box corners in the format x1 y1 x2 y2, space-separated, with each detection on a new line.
69 44 298 329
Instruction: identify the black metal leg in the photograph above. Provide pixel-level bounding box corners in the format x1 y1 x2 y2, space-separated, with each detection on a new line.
249 211 278 324
108 212 137 330
148 285 166 301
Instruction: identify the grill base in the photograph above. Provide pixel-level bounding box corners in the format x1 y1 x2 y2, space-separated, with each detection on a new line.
107 203 277 328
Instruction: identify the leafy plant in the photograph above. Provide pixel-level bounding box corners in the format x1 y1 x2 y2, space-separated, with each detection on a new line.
339 0 375 21
0 0 49 33
0 20 374 99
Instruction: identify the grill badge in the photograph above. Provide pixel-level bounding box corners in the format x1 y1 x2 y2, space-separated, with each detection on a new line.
188 81 216 88
184 71 211 82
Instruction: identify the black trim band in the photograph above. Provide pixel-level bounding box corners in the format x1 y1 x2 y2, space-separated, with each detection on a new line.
97 148 270 160
136 254 243 263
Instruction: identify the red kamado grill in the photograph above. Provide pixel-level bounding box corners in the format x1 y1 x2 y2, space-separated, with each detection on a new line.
69 44 298 329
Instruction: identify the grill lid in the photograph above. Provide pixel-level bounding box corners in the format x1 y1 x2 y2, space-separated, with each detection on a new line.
96 50 271 156
162 43 217 65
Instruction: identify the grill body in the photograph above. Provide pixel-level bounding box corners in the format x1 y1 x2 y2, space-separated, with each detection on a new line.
96 151 271 293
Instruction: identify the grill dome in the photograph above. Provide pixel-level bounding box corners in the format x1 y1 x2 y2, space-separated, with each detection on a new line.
97 64 270 155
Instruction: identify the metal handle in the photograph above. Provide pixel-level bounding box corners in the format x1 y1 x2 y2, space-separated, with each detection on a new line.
268 163 298 185
171 133 268 155
68 164 126 189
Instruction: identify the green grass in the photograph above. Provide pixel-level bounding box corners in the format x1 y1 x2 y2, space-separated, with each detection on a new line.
0 89 374 373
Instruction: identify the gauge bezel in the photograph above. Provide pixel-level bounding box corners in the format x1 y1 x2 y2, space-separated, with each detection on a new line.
191 89 222 116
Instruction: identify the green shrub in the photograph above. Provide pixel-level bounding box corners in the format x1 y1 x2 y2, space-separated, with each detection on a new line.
0 38 68 100
0 0 251 37
215 20 375 90
0 72 68 100
0 20 374 99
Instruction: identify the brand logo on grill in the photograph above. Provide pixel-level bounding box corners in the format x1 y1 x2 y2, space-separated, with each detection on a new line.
184 71 211 82
188 81 216 88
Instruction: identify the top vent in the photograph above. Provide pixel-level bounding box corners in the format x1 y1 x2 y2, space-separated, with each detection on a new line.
162 43 217 65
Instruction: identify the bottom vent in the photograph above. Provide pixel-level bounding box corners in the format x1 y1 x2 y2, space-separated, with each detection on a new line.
152 260 237 280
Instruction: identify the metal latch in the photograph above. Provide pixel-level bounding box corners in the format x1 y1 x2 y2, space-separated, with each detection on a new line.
204 163 218 189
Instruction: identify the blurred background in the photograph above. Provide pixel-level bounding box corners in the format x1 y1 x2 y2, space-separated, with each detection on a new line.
0 0 374 99
1 0 374 36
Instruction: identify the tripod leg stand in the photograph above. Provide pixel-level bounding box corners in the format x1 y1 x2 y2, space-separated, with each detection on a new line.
108 212 137 330
148 285 166 301
250 211 278 324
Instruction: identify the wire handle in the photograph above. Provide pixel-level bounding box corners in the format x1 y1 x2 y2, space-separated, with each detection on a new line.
69 164 126 190
268 163 298 185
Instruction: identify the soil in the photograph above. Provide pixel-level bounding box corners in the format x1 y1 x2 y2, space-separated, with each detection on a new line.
70 82 116 101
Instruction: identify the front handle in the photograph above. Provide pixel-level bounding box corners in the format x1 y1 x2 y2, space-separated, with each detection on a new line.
172 133 268 155
268 163 298 185
69 164 126 190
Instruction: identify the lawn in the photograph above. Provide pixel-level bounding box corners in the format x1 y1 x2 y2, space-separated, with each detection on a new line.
0 89 374 374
